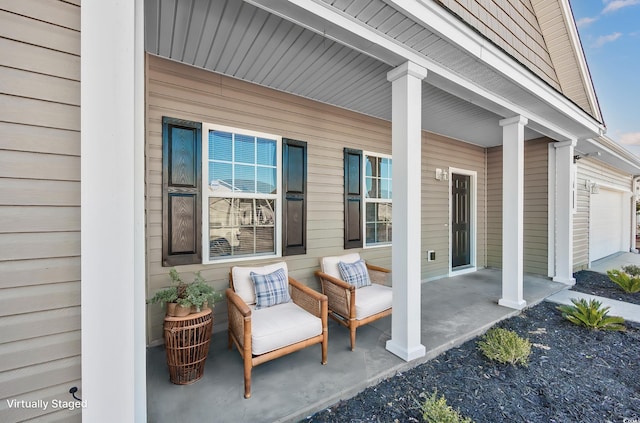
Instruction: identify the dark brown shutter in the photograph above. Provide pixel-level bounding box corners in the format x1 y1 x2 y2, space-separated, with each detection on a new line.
282 139 307 256
162 117 202 266
344 148 363 249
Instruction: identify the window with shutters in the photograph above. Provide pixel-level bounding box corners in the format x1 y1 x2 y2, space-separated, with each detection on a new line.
364 152 392 247
202 124 282 263
162 118 307 265
344 149 392 249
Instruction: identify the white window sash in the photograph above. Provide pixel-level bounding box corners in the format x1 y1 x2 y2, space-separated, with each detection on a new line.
201 123 282 264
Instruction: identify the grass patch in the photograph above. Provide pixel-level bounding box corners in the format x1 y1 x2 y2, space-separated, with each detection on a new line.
420 390 475 423
477 328 531 367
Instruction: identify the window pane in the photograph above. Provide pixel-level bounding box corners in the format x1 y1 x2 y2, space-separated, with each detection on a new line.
211 131 232 161
208 197 239 258
208 197 275 259
210 162 232 190
234 165 256 192
365 202 392 245
365 177 379 198
257 138 276 166
257 167 276 194
235 134 255 164
380 158 391 178
380 179 391 199
366 222 376 245
365 156 378 178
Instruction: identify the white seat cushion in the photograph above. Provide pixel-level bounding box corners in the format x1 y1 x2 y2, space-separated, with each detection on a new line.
355 284 392 320
232 262 288 305
251 301 322 355
321 253 361 279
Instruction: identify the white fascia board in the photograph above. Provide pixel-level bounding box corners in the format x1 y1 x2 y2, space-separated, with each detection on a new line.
249 0 602 140
389 0 604 134
581 137 640 175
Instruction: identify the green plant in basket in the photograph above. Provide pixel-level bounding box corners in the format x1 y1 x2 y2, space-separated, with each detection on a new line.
607 269 640 293
147 285 178 307
420 390 475 423
477 328 531 367
148 269 221 315
557 298 625 331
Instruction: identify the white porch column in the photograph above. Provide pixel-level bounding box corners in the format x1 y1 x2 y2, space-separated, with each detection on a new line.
499 116 528 310
81 0 146 421
385 61 428 361
553 140 577 285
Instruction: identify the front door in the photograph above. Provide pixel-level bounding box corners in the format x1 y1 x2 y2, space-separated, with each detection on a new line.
452 173 471 268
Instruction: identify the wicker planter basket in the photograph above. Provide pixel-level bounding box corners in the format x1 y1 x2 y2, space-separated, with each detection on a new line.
163 308 213 384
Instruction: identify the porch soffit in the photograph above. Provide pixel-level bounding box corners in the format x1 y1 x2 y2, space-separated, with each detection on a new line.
144 0 598 146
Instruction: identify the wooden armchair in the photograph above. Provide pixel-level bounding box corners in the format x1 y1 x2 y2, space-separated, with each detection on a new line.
315 253 392 351
226 262 328 398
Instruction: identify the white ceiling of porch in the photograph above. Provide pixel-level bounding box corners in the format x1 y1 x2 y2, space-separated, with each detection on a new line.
145 0 544 147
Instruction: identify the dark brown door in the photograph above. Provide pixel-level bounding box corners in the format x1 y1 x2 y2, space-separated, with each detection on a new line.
452 173 471 268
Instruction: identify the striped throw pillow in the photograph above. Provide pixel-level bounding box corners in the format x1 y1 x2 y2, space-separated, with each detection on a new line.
338 259 371 289
250 268 291 309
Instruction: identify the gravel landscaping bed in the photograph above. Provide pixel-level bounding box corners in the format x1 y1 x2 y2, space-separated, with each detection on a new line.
304 301 640 423
572 270 640 306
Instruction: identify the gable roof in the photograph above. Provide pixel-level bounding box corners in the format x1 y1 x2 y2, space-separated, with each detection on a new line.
436 0 603 124
531 0 603 122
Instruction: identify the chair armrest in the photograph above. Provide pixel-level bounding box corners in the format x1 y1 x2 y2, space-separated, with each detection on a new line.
226 288 252 317
315 270 354 319
366 263 391 273
226 288 252 350
289 277 327 319
314 271 354 291
366 264 391 286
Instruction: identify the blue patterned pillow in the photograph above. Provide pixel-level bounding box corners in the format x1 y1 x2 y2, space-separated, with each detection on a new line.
250 268 291 309
338 259 371 289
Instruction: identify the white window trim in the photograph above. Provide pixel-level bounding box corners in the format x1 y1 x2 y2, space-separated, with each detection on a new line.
363 150 393 249
201 123 282 264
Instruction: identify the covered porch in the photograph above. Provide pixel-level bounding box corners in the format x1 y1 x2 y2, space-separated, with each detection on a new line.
80 1 606 420
147 270 565 422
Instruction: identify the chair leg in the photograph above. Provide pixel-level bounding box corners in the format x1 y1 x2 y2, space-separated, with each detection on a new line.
321 330 328 365
243 359 252 399
350 326 356 351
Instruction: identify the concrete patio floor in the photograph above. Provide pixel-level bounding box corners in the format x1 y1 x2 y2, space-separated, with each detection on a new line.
146 268 566 423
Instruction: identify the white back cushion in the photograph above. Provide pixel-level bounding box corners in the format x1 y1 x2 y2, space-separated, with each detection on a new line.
321 253 361 279
232 262 288 305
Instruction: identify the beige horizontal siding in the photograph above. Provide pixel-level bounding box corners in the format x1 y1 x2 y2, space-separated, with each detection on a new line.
574 158 633 269
0 382 82 422
486 138 551 275
440 0 560 90
145 54 492 344
0 2 81 421
422 132 487 280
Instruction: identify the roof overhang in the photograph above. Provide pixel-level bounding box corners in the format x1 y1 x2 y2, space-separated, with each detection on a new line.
577 136 640 175
147 0 607 147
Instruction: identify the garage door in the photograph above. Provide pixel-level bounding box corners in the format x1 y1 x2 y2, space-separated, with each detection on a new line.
590 188 627 261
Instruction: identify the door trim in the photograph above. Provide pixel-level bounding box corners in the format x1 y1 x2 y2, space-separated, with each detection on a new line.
449 167 477 276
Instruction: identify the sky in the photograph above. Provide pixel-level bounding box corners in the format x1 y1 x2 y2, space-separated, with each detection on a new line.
569 0 640 155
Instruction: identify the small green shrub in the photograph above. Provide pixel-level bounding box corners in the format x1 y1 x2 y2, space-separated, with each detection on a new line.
420 390 475 423
607 269 640 293
621 264 640 276
557 298 625 331
477 328 531 367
